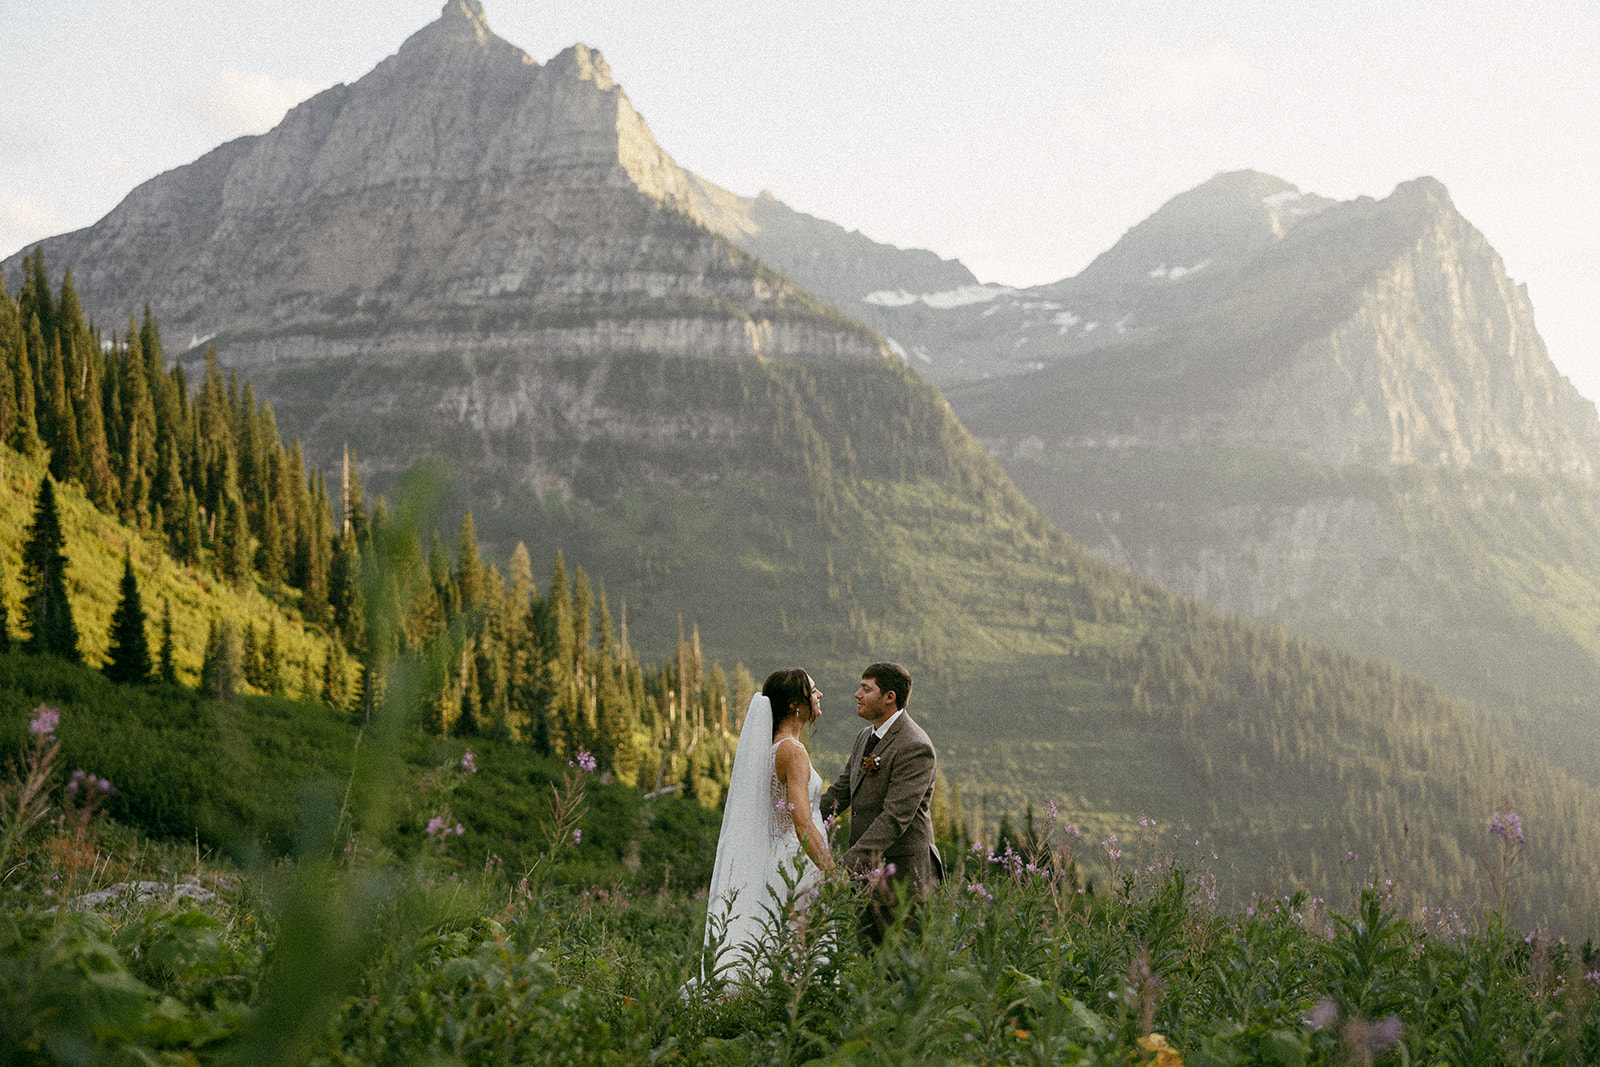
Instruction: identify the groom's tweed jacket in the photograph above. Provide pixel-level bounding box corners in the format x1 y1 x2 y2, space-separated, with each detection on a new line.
821 713 944 896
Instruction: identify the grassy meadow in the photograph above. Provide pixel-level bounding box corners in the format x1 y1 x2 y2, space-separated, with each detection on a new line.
3 676 1598 1065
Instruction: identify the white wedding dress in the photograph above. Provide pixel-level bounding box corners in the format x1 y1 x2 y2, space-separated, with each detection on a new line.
700 696 826 982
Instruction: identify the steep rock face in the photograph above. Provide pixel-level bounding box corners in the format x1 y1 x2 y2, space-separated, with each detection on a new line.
956 177 1600 478
945 175 1600 779
1 0 896 532
2 0 879 373
715 169 1347 385
1215 181 1598 475
1050 169 1337 328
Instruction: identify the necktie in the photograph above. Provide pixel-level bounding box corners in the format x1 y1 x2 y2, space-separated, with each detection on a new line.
861 731 880 761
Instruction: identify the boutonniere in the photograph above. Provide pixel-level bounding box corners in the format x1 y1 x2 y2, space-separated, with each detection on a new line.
861 754 882 775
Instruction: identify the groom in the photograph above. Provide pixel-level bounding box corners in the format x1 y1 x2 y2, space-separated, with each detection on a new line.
821 661 944 944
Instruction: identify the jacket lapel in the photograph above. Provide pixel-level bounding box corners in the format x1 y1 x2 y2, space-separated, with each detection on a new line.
849 727 870 794
851 715 907 796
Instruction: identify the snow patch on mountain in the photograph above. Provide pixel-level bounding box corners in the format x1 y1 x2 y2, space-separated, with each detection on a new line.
885 337 932 364
1148 259 1213 281
863 284 1014 309
863 291 920 308
1264 188 1331 219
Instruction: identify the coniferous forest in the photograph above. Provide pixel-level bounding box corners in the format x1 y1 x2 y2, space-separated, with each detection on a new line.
0 249 744 802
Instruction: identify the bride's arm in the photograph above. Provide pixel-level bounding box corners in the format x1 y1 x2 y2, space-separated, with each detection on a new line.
775 741 834 872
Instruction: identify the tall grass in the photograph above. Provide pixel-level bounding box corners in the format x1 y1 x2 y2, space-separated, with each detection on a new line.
3 731 1597 1065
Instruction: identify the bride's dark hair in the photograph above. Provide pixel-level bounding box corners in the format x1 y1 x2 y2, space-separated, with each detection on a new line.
762 668 813 738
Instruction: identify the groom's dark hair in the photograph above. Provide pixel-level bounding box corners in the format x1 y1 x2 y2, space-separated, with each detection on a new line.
863 662 911 710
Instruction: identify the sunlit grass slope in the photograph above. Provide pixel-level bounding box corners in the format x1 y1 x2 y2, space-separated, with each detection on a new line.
1 447 332 692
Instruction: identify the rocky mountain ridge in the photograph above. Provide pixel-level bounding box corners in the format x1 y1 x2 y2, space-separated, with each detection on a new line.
3 0 878 376
690 157 1600 781
955 174 1600 478
716 166 1600 482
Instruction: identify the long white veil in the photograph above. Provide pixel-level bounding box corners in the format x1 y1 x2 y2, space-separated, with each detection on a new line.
701 692 776 972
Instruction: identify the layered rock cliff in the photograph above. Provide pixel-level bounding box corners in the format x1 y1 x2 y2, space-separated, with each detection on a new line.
3 0 881 374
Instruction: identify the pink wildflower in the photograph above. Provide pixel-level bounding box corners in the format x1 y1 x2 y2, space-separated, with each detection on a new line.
1305 998 1338 1031
28 706 59 740
1489 809 1524 844
460 750 478 774
1370 1015 1404 1051
66 769 114 796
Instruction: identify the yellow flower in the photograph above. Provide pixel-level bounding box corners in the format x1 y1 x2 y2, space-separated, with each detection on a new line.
1138 1033 1184 1067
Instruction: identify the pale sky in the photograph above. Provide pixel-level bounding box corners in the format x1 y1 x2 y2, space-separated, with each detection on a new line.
4 1 1597 398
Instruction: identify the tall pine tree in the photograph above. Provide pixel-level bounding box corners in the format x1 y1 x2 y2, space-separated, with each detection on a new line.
199 616 240 702
21 476 79 661
105 551 152 683
157 600 178 685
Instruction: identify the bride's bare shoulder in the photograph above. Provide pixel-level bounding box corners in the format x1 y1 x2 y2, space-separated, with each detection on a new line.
772 736 811 772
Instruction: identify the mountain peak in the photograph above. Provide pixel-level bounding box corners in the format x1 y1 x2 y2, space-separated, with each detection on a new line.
445 0 487 22
0 0 884 382
439 0 490 33
1385 175 1455 218
547 43 615 90
1071 170 1339 294
389 0 528 72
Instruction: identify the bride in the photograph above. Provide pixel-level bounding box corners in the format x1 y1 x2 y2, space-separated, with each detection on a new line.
701 668 834 980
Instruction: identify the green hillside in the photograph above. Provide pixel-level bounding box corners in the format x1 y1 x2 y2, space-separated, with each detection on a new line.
1 446 335 693
936 175 1600 818
8 261 1600 935
991 445 1600 785
0 650 722 888
565 471 1600 934
285 345 1600 936
0 257 742 874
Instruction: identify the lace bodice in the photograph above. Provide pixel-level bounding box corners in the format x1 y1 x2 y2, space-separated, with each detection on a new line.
769 738 824 842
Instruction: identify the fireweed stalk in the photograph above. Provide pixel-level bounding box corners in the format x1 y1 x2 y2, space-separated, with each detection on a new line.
1 705 65 885
55 767 116 902
520 748 596 896
1483 798 1525 919
408 746 482 854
